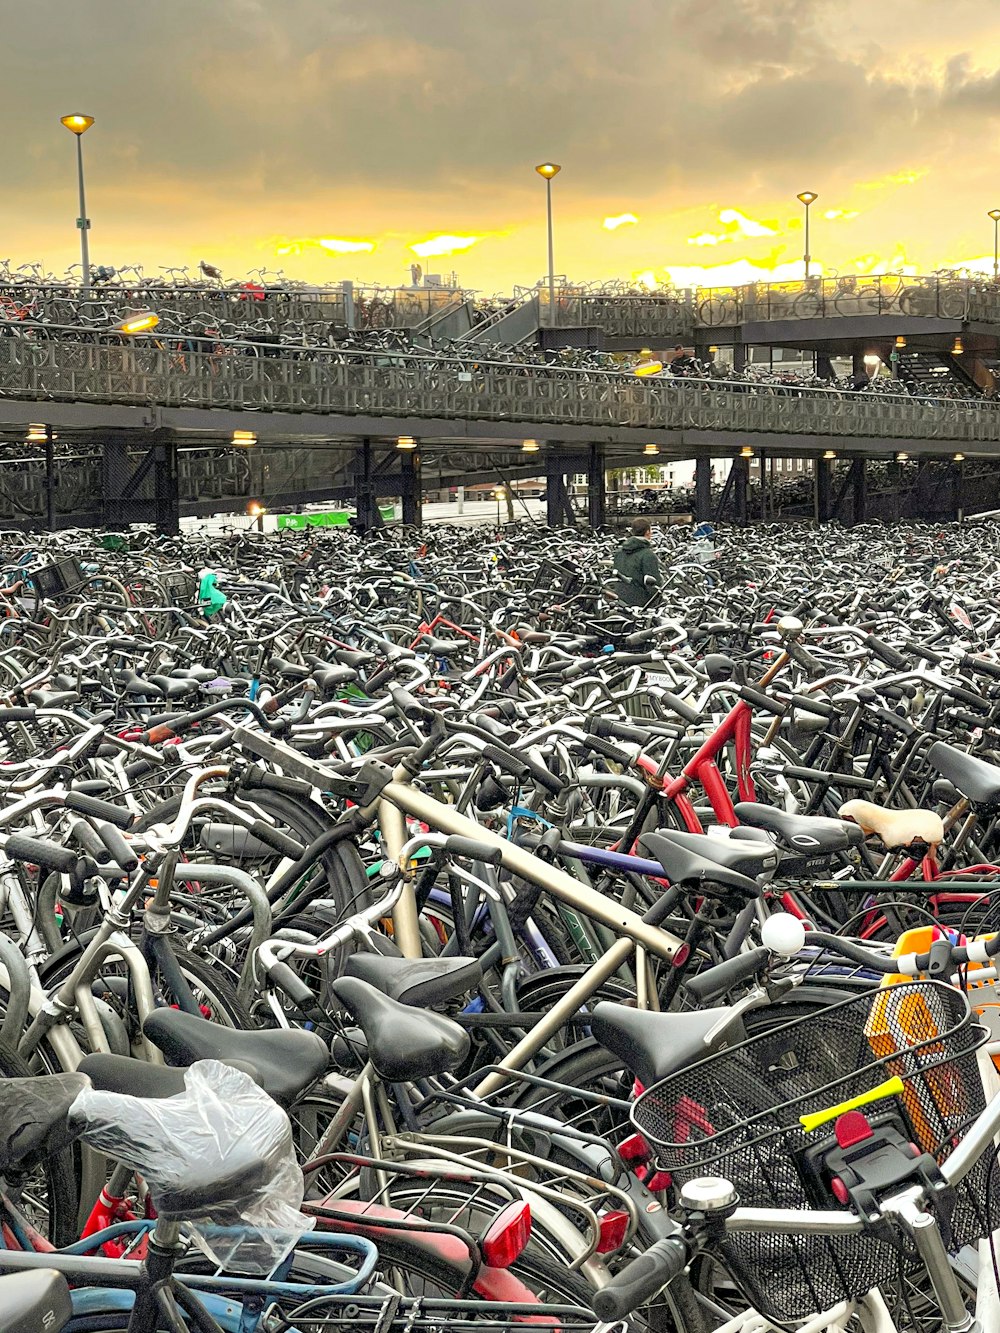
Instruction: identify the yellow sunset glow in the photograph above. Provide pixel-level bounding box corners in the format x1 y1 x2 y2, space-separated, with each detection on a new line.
410 234 480 258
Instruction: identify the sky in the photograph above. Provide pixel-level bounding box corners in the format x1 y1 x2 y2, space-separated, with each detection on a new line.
7 0 1000 294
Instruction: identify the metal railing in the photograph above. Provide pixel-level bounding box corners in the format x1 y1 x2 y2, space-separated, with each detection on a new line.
3 335 1000 445
0 282 475 335
692 274 1000 326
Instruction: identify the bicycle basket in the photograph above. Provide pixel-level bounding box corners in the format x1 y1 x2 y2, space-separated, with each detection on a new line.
632 981 991 1322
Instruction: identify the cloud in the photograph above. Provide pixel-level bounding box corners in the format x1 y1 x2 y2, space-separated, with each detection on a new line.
823 209 859 220
718 208 777 237
273 237 375 256
603 213 638 230
410 235 480 258
688 207 777 245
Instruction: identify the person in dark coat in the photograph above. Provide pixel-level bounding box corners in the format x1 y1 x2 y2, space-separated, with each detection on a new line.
613 518 661 607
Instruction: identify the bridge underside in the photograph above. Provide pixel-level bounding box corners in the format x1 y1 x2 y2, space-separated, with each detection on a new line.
0 397 996 534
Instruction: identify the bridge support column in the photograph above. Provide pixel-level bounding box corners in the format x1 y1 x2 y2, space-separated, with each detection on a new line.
815 455 833 523
733 456 749 526
850 458 867 525
44 427 56 532
354 437 382 534
733 344 746 374
954 459 964 521
586 443 606 529
101 429 179 534
545 453 575 527
400 447 422 526
694 456 712 523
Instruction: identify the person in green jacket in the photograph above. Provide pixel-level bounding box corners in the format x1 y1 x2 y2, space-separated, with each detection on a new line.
612 518 662 607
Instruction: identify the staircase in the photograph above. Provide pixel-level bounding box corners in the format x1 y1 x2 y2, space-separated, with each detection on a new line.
896 350 981 398
459 295 540 347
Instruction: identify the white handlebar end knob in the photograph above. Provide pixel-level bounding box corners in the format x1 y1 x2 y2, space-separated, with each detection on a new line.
761 913 807 957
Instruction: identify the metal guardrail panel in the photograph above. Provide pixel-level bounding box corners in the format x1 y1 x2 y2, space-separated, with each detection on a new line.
2 337 1000 444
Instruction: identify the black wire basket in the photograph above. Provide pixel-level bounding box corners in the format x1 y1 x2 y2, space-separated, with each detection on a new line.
632 981 992 1322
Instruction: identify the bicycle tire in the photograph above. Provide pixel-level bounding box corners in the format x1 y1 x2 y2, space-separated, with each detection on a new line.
38 933 252 1041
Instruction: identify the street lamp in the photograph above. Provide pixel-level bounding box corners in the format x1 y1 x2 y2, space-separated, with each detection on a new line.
116 310 159 335
60 114 95 294
989 210 1000 280
535 163 561 319
796 191 818 279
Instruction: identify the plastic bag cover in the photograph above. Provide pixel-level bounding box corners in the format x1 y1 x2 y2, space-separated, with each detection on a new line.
69 1059 311 1272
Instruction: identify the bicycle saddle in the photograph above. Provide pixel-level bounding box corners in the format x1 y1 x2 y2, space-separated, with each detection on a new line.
142 1010 328 1108
640 828 778 882
342 953 483 1007
330 977 470 1081
926 741 1000 812
591 1003 733 1087
69 1064 287 1218
636 832 762 898
734 802 864 854
0 1072 89 1171
838 799 944 849
79 1052 188 1099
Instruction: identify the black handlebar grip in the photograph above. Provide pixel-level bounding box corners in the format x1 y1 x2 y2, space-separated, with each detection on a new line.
578 734 635 766
659 690 699 725
946 683 991 714
443 835 504 868
64 792 137 831
788 694 838 719
266 960 319 1011
389 685 428 720
588 717 648 744
901 638 946 665
0 707 36 723
68 818 112 864
248 820 307 861
94 822 139 872
239 767 313 798
962 654 1000 682
738 686 786 717
684 946 772 1005
862 634 908 670
785 639 826 679
482 743 564 795
592 1237 689 1321
4 835 80 875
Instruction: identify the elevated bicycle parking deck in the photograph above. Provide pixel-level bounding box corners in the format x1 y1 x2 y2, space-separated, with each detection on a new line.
2 333 1000 452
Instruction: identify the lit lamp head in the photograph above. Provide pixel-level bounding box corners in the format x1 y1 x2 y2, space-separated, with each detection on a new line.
535 163 561 180
117 310 159 335
60 114 94 135
521 439 540 453
634 349 663 377
247 501 265 518
643 443 659 456
796 191 818 207
396 436 417 451
989 210 1000 222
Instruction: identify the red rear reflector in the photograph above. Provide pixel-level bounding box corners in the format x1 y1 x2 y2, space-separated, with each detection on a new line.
835 1111 873 1149
831 1176 849 1204
645 1170 672 1192
671 943 691 970
480 1200 531 1269
596 1209 630 1254
616 1133 652 1166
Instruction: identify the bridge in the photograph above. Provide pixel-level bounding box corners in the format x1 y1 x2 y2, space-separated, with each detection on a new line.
0 328 997 533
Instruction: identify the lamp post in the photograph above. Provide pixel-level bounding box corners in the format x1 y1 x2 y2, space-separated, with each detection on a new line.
535 163 561 321
61 114 95 294
989 210 1000 280
796 191 818 280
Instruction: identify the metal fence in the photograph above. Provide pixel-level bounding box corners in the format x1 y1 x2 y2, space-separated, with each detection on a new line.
3 336 1000 445
692 274 1000 327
